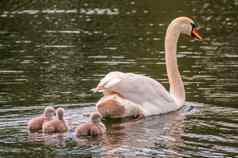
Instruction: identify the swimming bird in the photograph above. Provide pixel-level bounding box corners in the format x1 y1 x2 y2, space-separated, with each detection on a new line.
94 17 203 118
27 106 56 132
75 112 106 137
42 107 68 133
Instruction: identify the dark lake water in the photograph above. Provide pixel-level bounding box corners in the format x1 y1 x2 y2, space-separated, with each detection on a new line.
0 0 238 157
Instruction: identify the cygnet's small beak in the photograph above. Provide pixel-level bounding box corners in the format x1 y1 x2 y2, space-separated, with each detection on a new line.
191 28 203 40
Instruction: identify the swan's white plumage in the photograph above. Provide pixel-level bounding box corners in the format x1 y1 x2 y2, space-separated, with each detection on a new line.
95 17 202 118
96 71 182 116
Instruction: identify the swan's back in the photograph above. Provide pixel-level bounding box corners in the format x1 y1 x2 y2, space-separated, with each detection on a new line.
96 71 182 116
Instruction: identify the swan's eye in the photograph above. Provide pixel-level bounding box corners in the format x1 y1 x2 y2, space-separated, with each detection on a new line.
191 21 198 29
191 23 196 29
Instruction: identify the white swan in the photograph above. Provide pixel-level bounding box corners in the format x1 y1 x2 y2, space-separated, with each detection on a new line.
94 17 203 118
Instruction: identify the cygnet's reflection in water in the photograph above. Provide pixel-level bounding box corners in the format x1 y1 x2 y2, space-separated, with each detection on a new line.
43 133 67 147
27 105 188 157
27 132 68 147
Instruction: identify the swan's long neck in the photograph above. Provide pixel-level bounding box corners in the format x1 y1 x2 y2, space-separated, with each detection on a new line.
165 23 185 106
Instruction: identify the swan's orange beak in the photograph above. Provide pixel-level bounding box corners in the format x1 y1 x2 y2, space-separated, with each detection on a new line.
191 28 203 40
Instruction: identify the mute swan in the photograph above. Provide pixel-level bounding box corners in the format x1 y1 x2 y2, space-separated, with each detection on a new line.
94 17 203 118
27 106 55 132
75 112 106 136
43 108 68 133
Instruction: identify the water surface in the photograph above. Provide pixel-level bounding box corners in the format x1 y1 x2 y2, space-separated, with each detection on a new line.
0 0 238 157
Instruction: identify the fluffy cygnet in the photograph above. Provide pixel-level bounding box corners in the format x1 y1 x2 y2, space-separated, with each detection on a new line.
75 112 106 137
27 106 56 132
42 107 68 133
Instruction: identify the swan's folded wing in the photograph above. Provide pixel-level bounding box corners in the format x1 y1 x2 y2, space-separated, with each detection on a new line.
96 71 125 92
96 72 176 113
113 73 175 104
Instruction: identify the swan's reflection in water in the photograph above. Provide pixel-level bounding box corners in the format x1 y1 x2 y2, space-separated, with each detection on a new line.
103 110 186 157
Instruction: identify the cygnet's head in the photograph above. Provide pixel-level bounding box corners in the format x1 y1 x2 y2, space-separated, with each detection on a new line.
56 107 65 120
168 16 203 40
90 112 102 124
44 106 56 118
